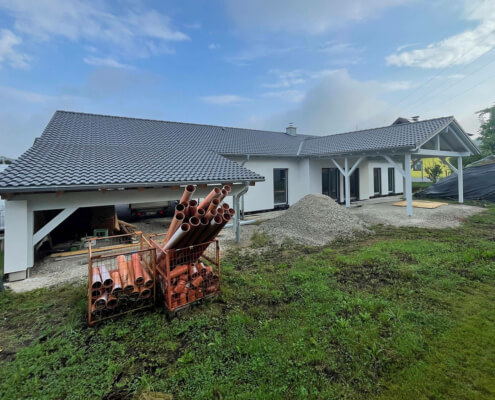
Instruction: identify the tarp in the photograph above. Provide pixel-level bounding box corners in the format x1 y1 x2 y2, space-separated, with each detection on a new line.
417 161 495 202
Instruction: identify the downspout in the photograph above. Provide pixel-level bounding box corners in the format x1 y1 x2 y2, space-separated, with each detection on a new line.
233 181 250 243
239 155 250 220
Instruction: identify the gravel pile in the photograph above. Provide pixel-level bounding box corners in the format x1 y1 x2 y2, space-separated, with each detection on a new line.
259 194 371 246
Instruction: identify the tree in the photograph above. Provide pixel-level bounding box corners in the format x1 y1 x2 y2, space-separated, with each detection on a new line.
478 104 495 155
425 162 443 183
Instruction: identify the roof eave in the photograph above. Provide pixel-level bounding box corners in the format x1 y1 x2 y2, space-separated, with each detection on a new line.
0 177 265 195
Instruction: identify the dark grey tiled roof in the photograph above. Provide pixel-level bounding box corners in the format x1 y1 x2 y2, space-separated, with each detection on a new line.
300 116 454 155
0 111 464 191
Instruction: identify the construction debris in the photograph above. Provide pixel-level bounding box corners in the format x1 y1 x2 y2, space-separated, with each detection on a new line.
87 233 156 325
260 194 370 246
87 184 232 324
150 184 232 313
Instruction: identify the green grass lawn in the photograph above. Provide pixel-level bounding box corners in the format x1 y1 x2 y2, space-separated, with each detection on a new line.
1 209 495 399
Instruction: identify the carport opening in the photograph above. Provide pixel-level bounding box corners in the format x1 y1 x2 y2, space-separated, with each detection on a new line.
34 206 121 257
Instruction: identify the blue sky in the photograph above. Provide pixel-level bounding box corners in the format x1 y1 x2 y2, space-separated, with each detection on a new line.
1 0 495 158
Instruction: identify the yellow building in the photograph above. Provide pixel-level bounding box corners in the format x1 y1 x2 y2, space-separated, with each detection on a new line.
412 158 451 181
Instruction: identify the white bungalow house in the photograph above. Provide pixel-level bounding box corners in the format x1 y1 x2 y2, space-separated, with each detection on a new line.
0 111 479 280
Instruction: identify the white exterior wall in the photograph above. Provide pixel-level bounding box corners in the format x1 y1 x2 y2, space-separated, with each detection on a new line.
4 200 32 277
228 156 404 211
366 160 404 198
228 156 306 212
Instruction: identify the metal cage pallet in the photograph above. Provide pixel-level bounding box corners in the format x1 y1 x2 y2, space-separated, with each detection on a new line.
149 233 221 313
87 232 157 326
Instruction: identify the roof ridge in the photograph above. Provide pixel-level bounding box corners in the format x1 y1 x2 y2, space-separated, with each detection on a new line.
55 110 310 138
308 116 454 140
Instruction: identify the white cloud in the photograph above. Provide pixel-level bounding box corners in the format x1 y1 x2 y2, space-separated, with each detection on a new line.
200 94 248 105
396 43 418 51
262 69 337 89
260 69 388 134
208 43 220 50
0 29 29 68
262 70 307 88
224 0 410 34
387 0 495 68
261 90 305 103
83 56 133 69
0 0 189 59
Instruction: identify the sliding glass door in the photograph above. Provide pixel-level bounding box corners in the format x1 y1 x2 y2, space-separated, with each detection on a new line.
322 168 340 200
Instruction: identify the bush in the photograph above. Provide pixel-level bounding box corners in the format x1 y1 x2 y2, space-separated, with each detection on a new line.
425 163 443 183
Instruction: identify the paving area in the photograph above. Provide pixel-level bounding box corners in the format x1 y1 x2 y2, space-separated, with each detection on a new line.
348 197 485 228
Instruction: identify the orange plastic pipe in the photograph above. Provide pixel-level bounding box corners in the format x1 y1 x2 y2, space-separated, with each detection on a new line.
130 286 140 301
206 285 217 293
164 223 190 250
207 198 220 214
99 264 113 287
189 263 199 278
140 261 153 288
95 291 108 310
180 184 196 204
139 286 152 299
117 255 134 293
194 207 206 218
198 187 221 210
178 216 200 247
110 269 122 294
191 275 203 288
131 253 144 286
197 214 223 244
164 211 185 244
188 199 198 218
107 294 118 309
91 267 102 289
175 278 187 294
204 207 217 222
219 189 228 201
170 264 188 279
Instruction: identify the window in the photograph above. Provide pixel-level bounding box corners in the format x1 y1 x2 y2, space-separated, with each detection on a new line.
388 168 395 193
413 160 423 171
322 168 329 197
273 169 288 205
322 168 340 200
373 168 381 195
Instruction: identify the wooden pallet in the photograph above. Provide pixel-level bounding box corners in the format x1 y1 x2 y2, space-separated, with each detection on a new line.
393 200 448 209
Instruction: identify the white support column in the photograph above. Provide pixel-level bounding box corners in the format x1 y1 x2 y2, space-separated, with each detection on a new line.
404 153 413 216
458 157 463 204
344 157 351 208
4 200 32 280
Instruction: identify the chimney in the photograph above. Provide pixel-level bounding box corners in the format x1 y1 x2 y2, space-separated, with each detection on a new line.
286 123 297 136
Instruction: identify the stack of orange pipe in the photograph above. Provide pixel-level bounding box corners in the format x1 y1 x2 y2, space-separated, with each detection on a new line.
167 260 219 310
91 253 154 313
160 184 233 253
